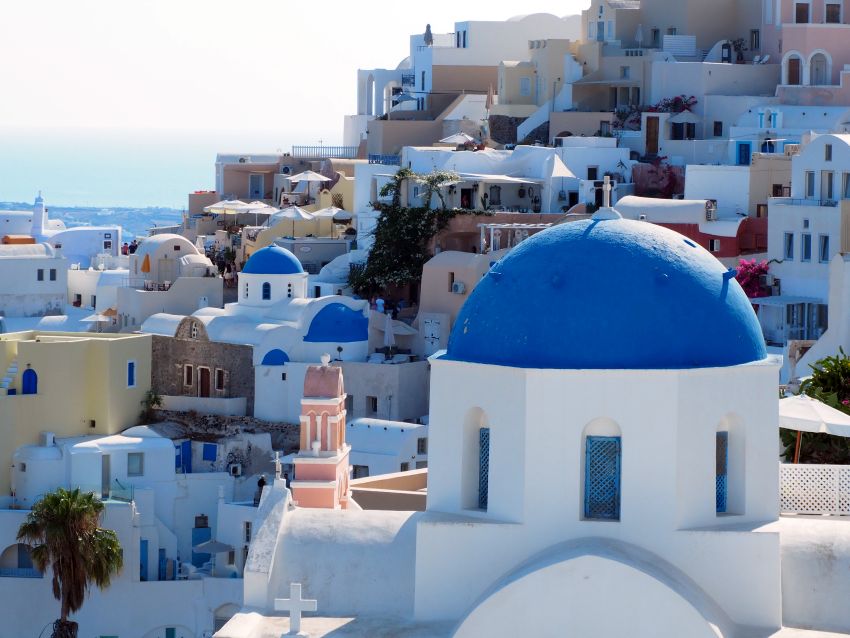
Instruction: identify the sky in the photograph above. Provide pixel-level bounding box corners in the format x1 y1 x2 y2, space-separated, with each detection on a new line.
0 1 590 206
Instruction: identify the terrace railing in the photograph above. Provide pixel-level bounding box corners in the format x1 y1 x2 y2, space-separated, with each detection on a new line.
291 145 359 159
780 463 850 515
368 154 401 166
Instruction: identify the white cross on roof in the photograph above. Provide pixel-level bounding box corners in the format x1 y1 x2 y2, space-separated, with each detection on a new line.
274 582 317 636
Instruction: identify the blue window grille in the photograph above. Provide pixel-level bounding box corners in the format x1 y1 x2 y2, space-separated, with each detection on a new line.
716 432 728 513
584 436 621 520
478 427 490 509
127 361 136 387
262 282 271 300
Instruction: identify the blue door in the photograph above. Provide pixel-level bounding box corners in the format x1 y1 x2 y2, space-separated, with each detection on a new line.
736 142 752 166
21 369 37 395
716 432 729 513
140 539 148 581
478 427 490 509
584 436 621 520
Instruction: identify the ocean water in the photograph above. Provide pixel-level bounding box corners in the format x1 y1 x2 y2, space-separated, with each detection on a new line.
0 127 293 209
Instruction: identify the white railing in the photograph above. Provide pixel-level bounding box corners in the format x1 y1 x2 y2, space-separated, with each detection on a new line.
780 463 850 515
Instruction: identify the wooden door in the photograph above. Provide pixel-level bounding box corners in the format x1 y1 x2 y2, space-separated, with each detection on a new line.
199 368 211 398
646 116 659 155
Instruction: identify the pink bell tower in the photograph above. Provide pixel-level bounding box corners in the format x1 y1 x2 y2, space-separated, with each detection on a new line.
290 354 351 509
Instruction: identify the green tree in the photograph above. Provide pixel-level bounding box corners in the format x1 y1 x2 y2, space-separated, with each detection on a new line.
18 488 123 638
786 348 850 463
350 168 477 297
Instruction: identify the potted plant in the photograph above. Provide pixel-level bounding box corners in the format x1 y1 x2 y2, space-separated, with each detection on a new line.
731 38 747 64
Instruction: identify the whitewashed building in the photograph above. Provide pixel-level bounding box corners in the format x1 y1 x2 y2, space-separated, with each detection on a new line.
0 243 67 317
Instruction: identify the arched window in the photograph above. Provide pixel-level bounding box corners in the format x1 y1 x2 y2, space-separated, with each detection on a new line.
717 414 745 515
21 368 37 395
287 283 293 299
582 418 622 521
462 407 491 510
262 282 271 300
0 543 41 577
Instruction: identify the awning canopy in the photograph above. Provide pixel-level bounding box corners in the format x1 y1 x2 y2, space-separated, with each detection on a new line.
779 394 850 437
456 172 545 184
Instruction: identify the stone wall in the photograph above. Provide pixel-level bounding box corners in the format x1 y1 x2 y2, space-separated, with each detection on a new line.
151 335 255 415
150 410 301 454
488 115 527 145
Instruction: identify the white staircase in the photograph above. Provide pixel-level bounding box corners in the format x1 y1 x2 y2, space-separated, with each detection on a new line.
0 359 18 395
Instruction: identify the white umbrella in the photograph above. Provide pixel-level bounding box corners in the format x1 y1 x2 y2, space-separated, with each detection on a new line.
203 199 250 214
193 538 234 574
246 202 278 226
383 311 396 351
439 132 476 145
288 170 331 205
312 206 351 237
269 206 315 237
779 394 850 462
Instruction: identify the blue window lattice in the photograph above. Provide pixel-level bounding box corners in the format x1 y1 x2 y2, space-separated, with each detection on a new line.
584 436 621 520
716 431 728 513
478 427 490 509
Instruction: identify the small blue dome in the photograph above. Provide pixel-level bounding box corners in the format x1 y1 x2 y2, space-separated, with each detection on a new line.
446 217 767 370
304 303 369 343
242 245 304 275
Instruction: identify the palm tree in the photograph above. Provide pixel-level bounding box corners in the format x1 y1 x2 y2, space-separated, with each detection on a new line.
17 488 123 638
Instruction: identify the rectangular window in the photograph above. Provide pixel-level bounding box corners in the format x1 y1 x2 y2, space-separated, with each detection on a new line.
620 66 630 79
367 396 378 413
795 2 810 22
716 432 728 514
227 550 235 565
826 144 833 161
202 443 217 462
713 121 723 137
127 361 136 388
826 2 841 23
819 234 831 262
666 27 677 35
802 233 812 261
823 171 835 200
587 166 599 181
184 365 193 386
448 271 455 293
400 462 409 472
345 394 353 412
417 437 428 455
709 239 721 252
49 269 56 281
784 232 795 260
803 218 810 229
421 71 425 90
750 29 760 50
843 173 850 198
244 521 252 543
479 427 490 510
215 368 225 392
37 269 44 281
584 436 621 520
805 171 815 198
127 452 144 477
166 629 176 638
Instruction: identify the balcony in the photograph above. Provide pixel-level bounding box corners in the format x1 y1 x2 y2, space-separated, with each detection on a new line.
291 145 359 160
401 72 415 87
368 154 401 166
770 197 838 207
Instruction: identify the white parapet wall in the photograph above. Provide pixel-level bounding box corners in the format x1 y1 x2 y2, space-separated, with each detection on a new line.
780 463 850 516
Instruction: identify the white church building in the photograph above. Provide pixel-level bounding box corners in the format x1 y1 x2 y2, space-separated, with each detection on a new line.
213 194 850 637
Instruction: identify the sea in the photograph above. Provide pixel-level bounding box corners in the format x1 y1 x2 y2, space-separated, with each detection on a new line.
0 126 299 238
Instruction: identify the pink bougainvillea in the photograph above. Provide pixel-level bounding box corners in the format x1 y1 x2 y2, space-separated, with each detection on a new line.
735 258 770 298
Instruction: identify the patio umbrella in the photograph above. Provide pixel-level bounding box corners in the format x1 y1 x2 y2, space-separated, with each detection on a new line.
439 132 477 145
779 394 850 462
193 538 234 574
204 200 250 214
246 202 278 226
269 206 315 237
288 170 331 204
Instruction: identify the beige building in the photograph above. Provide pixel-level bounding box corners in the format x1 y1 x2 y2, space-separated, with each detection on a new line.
0 330 151 495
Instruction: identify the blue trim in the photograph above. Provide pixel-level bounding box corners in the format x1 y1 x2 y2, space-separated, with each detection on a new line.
140 538 149 581
127 361 136 387
478 427 490 509
303 303 369 343
584 436 621 520
202 443 217 462
261 349 289 365
180 440 192 474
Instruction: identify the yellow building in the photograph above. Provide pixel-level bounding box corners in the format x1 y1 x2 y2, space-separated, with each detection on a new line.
0 331 152 495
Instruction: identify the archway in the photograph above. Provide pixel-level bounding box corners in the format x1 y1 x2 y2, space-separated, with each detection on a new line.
810 52 829 86
783 53 803 85
0 543 40 577
261 349 289 366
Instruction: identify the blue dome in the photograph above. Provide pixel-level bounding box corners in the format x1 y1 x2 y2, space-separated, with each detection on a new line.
304 303 369 343
446 217 767 370
242 245 304 275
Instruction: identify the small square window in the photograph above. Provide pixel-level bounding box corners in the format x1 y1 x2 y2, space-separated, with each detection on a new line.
37 269 44 281
587 166 599 181
281 372 287 381
103 240 112 251
803 219 810 229
49 268 56 281
127 452 144 477
173 245 181 251
400 462 410 472
713 121 723 137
